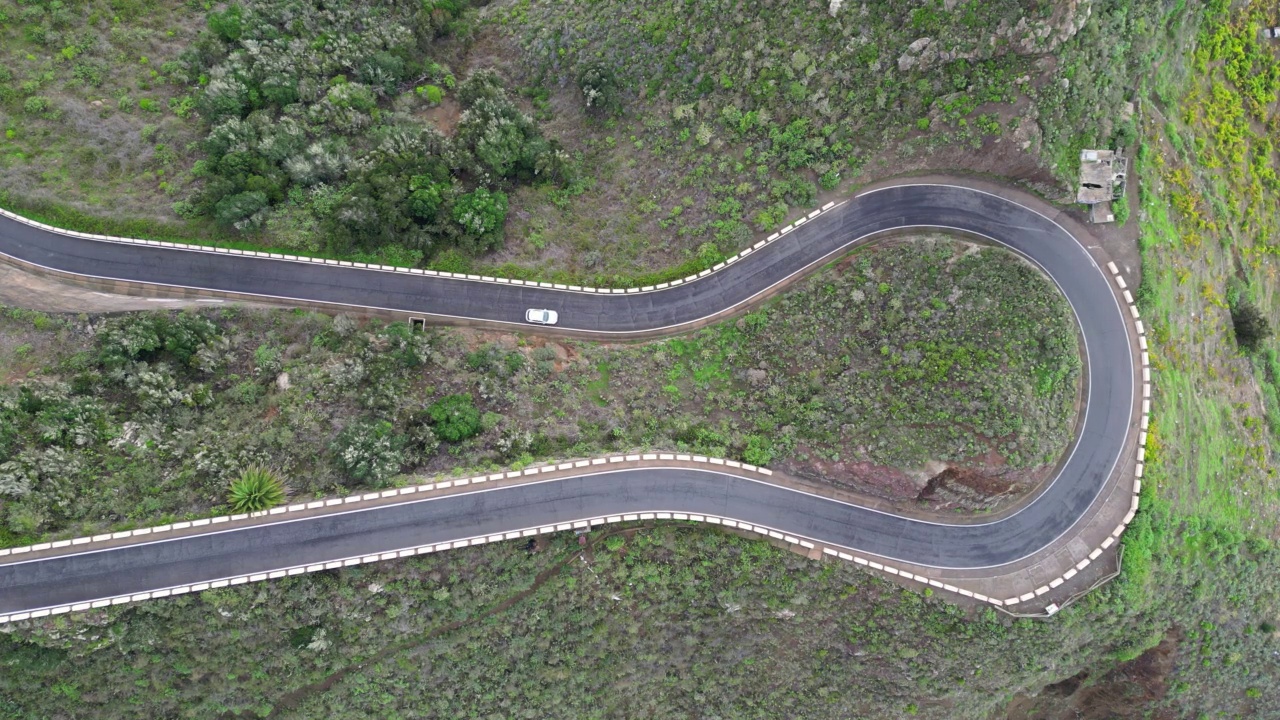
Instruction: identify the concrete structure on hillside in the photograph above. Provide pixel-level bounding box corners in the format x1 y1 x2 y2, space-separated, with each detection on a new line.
1077 149 1128 223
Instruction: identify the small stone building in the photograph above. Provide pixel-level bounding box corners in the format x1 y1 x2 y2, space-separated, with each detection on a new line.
1077 149 1127 223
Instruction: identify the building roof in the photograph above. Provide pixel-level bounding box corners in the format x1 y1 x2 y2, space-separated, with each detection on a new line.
1077 149 1121 205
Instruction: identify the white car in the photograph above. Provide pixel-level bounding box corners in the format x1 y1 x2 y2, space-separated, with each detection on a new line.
525 308 559 325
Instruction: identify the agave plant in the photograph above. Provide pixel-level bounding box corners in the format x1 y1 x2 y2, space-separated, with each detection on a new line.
228 466 287 513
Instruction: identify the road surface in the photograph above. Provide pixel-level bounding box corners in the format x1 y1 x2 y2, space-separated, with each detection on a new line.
0 183 1134 616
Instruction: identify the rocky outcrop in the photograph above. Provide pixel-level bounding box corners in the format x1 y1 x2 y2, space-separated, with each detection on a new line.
898 0 1093 73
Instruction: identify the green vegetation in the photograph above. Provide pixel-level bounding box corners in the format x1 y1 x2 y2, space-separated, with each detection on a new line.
426 393 483 443
1230 298 1272 352
483 0 1175 282
227 466 286 513
0 0 206 222
184 0 569 260
0 0 568 267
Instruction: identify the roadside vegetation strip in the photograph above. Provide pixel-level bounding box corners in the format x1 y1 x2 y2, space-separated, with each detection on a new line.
0 202 843 296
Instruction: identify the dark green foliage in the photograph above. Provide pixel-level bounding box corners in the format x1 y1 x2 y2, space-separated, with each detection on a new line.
465 344 525 377
182 0 567 261
212 190 269 229
427 393 482 442
95 312 222 370
1230 300 1271 352
206 3 244 42
0 400 20 464
407 177 447 221
33 397 107 449
578 62 622 116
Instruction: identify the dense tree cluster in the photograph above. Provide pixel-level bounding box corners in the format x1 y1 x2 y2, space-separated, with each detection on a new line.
177 0 570 260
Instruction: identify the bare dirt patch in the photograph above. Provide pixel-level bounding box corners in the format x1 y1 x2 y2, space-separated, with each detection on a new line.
1004 632 1179 720
418 97 463 136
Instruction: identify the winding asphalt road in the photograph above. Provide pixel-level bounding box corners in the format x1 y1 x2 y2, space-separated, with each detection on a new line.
0 183 1134 615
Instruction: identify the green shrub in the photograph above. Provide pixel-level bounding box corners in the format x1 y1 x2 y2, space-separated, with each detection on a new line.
452 188 508 251
207 3 244 42
213 191 269 229
579 62 622 116
231 380 264 405
1113 195 1130 226
22 96 50 115
427 394 483 442
1230 300 1271 353
742 436 773 466
227 466 286 513
416 84 445 104
332 418 407 485
95 312 221 370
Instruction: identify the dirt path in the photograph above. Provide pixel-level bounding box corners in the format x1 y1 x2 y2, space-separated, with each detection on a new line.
0 261 270 314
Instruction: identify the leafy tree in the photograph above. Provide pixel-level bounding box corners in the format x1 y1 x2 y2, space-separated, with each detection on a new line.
160 313 221 365
456 69 508 106
228 466 287 513
456 96 541 179
427 394 483 442
358 51 407 93
1231 299 1272 352
35 397 106 449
